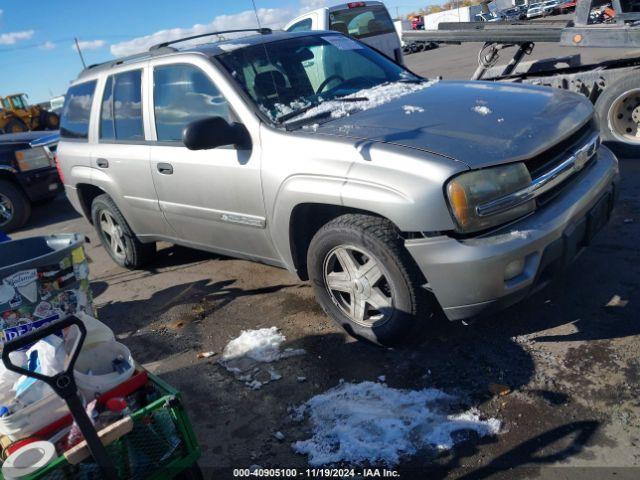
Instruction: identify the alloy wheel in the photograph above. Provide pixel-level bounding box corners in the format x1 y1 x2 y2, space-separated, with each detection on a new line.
323 245 394 326
99 210 127 262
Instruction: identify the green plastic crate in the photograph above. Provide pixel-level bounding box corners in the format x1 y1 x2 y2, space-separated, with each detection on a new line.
1 373 201 480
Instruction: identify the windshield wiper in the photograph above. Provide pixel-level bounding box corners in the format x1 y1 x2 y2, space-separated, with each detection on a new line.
278 96 369 125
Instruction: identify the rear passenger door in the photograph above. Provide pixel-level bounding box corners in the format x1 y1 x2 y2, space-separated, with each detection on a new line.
91 66 168 238
147 58 273 261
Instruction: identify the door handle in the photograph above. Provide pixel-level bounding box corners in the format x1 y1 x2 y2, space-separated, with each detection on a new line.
157 162 173 175
96 158 109 168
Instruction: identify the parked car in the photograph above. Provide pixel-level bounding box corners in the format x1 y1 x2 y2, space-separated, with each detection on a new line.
57 30 619 346
0 131 61 232
284 1 403 64
527 0 561 18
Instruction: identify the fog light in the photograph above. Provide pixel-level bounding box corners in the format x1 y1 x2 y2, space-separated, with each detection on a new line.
504 258 526 281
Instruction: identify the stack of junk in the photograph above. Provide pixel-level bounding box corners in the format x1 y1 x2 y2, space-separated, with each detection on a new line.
0 234 201 480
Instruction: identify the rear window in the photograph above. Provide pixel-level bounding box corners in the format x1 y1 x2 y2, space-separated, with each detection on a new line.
329 4 395 39
60 81 96 140
99 70 144 142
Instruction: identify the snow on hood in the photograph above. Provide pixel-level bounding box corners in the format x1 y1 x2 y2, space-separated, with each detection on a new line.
292 380 501 466
313 81 594 168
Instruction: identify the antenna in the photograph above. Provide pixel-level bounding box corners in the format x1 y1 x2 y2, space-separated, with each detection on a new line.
251 0 263 29
74 37 87 69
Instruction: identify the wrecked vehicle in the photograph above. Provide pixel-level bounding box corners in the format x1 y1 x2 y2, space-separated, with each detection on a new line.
57 29 618 345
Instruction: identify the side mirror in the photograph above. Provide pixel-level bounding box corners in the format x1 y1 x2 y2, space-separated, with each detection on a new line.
182 116 251 151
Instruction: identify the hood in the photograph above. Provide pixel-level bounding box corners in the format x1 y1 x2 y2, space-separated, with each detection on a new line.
313 81 593 169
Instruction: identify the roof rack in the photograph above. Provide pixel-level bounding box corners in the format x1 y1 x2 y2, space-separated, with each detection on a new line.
149 28 272 50
80 46 178 77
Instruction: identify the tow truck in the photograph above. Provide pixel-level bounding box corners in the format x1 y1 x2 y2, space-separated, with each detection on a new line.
403 0 640 156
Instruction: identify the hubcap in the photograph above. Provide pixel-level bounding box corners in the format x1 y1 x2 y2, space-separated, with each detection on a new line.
323 245 394 326
99 210 127 261
0 193 14 227
608 88 640 145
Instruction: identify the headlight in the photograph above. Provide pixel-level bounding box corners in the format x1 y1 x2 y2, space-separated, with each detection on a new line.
446 163 534 233
15 147 54 172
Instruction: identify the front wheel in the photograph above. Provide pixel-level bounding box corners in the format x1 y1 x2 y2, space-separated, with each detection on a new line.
595 72 640 158
307 214 432 346
91 194 156 269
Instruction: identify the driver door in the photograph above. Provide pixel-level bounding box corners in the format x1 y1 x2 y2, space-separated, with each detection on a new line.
147 60 275 261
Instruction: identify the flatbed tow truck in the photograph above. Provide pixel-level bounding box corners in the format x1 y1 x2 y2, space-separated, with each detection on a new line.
403 0 640 156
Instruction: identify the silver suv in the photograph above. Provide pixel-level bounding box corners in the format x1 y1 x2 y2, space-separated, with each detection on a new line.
57 29 619 345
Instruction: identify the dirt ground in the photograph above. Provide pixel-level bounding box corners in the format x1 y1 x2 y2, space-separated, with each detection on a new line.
10 42 640 479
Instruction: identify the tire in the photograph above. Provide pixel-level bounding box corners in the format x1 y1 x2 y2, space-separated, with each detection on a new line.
594 72 640 158
307 214 432 346
0 180 31 233
4 118 28 134
43 111 60 130
91 194 156 269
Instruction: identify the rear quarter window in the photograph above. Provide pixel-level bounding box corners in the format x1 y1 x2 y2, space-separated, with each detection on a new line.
60 81 96 140
329 5 395 39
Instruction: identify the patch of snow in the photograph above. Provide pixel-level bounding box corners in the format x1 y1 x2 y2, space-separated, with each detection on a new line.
274 431 285 441
472 105 492 116
377 375 386 382
402 105 424 115
292 381 500 466
219 327 305 389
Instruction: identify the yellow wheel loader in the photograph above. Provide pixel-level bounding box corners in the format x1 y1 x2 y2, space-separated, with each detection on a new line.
0 93 60 134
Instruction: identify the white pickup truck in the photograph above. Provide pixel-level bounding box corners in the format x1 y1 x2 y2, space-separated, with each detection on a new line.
284 1 403 64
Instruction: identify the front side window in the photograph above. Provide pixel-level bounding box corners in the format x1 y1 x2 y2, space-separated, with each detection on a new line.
60 81 96 140
1 98 10 110
287 18 312 32
153 64 230 142
329 5 395 39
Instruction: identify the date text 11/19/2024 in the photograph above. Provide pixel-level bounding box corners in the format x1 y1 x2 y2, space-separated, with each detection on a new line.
233 468 401 478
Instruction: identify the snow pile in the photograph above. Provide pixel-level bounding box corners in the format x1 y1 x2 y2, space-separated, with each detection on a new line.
472 105 492 116
219 327 305 389
292 381 500 466
402 105 425 115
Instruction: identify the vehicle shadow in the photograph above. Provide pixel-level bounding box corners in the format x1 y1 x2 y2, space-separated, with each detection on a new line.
15 194 81 232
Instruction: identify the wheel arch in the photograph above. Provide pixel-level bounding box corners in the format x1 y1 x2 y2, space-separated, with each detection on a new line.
76 183 107 224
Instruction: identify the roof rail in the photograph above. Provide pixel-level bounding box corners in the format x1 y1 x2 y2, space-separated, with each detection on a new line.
149 28 272 50
78 46 178 78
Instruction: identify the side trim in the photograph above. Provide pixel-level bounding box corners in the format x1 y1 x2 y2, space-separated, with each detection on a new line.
159 200 266 228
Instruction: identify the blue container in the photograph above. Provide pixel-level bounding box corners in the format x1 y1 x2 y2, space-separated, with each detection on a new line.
0 234 93 346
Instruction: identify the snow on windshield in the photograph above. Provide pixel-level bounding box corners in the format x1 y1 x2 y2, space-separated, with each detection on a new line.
263 80 438 125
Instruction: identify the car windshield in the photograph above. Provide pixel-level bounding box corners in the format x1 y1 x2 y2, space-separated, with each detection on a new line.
215 34 426 128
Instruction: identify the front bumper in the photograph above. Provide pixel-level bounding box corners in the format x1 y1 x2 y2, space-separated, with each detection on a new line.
405 146 619 321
